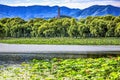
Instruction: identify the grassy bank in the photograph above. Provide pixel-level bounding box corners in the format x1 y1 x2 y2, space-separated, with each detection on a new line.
0 57 120 80
0 37 120 45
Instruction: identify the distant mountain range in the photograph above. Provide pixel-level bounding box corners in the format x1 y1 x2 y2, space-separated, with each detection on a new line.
0 4 120 20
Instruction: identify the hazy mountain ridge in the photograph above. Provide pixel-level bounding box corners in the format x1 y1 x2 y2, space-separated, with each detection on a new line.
78 5 120 18
0 4 120 19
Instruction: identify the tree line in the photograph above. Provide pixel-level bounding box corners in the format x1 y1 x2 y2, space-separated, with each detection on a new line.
0 15 120 38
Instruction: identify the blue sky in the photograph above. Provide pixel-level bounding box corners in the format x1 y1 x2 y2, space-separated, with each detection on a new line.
0 0 120 9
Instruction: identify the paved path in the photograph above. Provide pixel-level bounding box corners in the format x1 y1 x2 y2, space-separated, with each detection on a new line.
0 43 120 54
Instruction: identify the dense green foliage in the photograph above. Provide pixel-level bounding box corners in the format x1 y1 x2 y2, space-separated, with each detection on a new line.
0 57 120 80
0 37 120 45
0 15 120 38
0 23 5 38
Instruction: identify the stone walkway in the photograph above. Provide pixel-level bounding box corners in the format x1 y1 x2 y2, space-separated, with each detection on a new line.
0 43 120 54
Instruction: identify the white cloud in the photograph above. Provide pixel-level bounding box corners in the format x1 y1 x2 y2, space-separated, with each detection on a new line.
0 0 120 9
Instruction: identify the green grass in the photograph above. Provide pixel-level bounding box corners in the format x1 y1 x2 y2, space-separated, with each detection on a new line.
0 37 120 45
0 57 120 80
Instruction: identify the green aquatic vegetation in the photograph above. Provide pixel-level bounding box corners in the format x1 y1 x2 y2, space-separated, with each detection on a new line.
0 57 120 80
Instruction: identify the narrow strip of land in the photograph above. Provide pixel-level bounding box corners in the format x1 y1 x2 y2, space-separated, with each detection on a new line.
0 43 120 54
0 38 120 45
